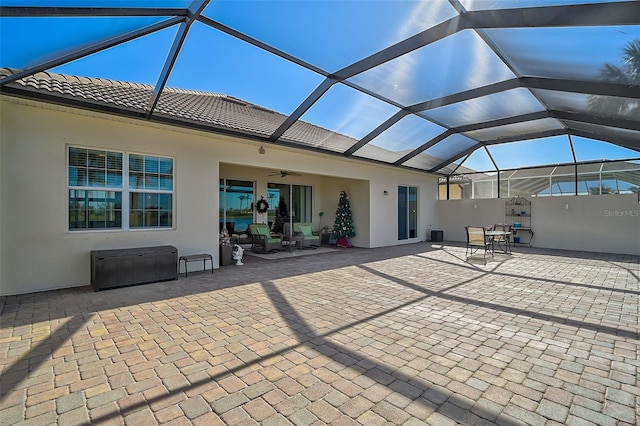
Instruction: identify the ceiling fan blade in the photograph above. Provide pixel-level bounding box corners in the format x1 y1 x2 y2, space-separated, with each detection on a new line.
266 170 301 177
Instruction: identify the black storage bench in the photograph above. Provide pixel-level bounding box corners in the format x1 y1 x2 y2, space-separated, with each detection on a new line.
90 245 178 291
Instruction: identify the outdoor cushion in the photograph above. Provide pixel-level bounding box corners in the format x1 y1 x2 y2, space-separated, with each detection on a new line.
256 225 271 236
293 223 314 234
298 224 313 236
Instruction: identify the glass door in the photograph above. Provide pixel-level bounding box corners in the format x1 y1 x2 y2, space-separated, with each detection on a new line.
267 183 312 234
219 179 254 235
398 185 417 240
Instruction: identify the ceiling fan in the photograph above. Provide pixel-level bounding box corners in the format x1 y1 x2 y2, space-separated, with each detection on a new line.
267 170 301 178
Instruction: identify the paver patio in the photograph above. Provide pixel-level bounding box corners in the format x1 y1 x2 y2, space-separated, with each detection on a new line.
0 243 638 425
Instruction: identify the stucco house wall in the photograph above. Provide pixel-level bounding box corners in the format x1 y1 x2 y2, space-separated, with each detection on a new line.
1 98 439 295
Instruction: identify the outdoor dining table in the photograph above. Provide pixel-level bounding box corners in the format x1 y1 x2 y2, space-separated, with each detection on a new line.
485 230 512 254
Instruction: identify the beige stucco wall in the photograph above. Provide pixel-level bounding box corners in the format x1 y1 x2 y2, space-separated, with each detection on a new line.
1 98 439 295
437 195 640 255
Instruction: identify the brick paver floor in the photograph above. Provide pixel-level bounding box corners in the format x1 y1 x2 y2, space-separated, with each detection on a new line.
1 243 638 425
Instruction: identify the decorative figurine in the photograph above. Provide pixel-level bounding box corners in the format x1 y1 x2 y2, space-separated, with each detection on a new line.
232 244 244 265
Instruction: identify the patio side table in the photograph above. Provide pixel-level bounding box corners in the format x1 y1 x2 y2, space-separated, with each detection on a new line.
282 234 303 252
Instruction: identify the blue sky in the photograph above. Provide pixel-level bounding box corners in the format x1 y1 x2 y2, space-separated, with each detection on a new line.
1 0 638 173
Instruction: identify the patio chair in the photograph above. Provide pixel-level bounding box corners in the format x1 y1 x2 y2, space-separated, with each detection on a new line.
248 223 282 253
465 226 493 259
292 222 320 248
492 223 512 254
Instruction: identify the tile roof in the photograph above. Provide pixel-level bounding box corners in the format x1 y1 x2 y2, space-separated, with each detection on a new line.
0 68 285 137
0 67 464 174
0 67 368 154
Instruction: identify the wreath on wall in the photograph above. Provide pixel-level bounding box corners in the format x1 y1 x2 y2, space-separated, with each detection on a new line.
255 197 269 213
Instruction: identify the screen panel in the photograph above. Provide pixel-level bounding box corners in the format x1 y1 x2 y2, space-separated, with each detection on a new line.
484 25 640 81
421 88 545 127
463 118 565 142
348 30 517 106
402 134 478 171
284 83 400 143
353 115 445 163
203 0 458 72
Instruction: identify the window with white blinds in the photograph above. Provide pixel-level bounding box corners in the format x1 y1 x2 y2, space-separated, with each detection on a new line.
68 147 174 230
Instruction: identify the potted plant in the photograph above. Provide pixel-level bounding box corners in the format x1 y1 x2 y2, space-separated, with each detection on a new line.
219 228 233 266
318 211 324 234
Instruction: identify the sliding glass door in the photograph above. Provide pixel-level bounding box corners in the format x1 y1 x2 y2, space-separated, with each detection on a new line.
219 179 254 235
267 183 312 233
398 185 417 240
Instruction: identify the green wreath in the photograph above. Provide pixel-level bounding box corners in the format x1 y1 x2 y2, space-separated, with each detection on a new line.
255 198 269 213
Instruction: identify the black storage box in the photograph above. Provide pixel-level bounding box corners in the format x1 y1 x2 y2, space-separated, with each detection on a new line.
431 230 444 242
90 245 178 291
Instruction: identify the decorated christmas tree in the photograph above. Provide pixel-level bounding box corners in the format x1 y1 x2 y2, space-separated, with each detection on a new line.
332 190 355 247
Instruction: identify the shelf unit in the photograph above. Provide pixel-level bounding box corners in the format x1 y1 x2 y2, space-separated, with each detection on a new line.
505 196 533 246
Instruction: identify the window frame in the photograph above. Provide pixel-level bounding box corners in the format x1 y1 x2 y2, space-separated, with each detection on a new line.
67 145 175 232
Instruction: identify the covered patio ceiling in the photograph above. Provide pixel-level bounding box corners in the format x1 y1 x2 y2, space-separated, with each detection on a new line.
1 0 639 176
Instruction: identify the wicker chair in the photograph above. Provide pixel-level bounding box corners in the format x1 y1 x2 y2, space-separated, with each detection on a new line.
292 222 320 248
248 223 282 253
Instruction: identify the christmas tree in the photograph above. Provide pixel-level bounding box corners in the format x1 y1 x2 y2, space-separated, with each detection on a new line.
332 190 355 246
276 196 289 218
273 196 289 233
